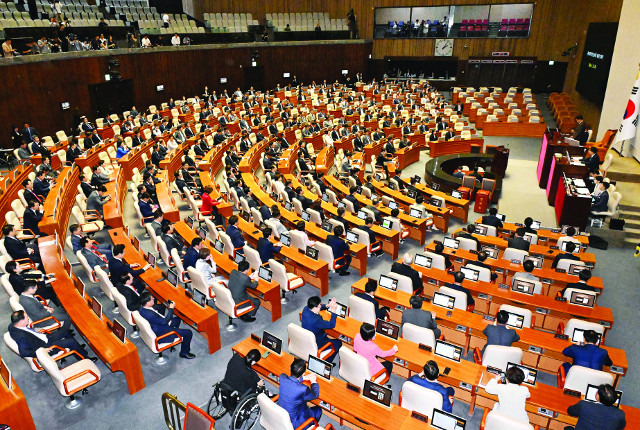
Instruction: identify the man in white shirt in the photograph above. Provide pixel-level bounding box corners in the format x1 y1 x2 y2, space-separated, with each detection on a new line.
162 13 170 28
171 33 180 46
141 36 152 48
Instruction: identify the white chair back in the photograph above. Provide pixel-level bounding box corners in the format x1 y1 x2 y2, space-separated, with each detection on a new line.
424 251 445 271
348 295 376 324
503 248 528 263
386 272 413 294
257 393 296 430
484 410 534 430
287 323 318 361
402 323 436 348
564 318 605 337
482 345 523 371
400 381 444 419
498 304 533 328
338 346 373 389
438 286 467 310
564 366 614 395
187 267 214 299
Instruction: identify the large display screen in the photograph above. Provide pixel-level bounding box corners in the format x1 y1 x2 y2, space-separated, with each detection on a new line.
576 22 618 105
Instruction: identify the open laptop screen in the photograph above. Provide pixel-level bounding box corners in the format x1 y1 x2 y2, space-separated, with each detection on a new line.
431 409 466 430
512 279 535 295
375 319 400 340
414 254 432 268
308 355 332 380
378 274 398 291
434 340 462 362
460 267 479 282
506 362 538 386
443 237 459 250
432 292 455 309
505 312 525 329
569 291 596 307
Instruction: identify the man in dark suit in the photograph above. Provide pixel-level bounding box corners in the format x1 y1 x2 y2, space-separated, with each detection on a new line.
326 225 351 276
458 224 480 249
481 310 520 353
8 310 93 360
69 224 112 258
346 186 361 212
33 170 50 198
22 123 38 143
2 224 41 266
278 359 322 428
18 282 71 333
567 384 626 430
572 115 588 144
228 261 260 321
559 269 599 296
445 271 475 308
259 204 272 221
591 182 610 213
295 187 313 211
22 179 42 204
551 241 580 268
468 251 498 281
108 244 151 293
561 329 611 373
225 215 245 253
582 146 600 172
481 207 503 228
354 278 389 320
160 223 184 255
257 227 281 264
65 141 83 164
300 296 341 362
6 260 57 304
80 237 109 272
138 193 155 220
79 174 94 198
507 227 530 252
114 273 144 311
22 200 43 237
138 292 195 359
183 238 203 272
401 295 441 339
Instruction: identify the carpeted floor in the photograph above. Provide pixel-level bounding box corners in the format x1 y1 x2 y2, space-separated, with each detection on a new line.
1 94 637 430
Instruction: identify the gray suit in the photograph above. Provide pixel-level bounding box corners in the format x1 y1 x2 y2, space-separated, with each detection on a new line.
402 308 441 339
228 270 260 318
81 247 108 271
482 324 520 353
19 294 70 330
86 190 108 216
17 147 31 160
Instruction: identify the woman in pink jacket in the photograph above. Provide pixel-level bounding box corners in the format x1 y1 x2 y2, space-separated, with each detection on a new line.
353 322 398 378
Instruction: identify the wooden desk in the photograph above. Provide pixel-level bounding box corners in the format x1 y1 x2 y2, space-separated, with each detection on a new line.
555 177 592 231
482 119 546 138
546 156 587 206
475 218 590 248
395 144 421 170
0 352 36 430
0 164 33 231
108 229 222 354
428 137 484 157
39 167 78 238
197 172 234 219
155 170 180 223
403 178 471 223
39 238 145 394
102 165 125 230
315 146 335 175
117 140 154 181
73 140 116 170
174 221 282 322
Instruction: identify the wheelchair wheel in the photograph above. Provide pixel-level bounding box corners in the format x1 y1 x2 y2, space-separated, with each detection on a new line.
206 382 229 420
230 393 260 430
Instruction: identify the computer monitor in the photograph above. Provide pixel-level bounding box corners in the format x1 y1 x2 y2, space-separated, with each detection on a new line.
523 255 543 269
409 208 423 219
381 219 392 230
356 210 367 220
280 234 291 247
362 380 392 408
431 409 466 430
512 279 535 295
321 221 333 233
198 226 208 240
378 274 398 291
388 201 398 210
407 189 417 199
432 292 455 309
301 211 311 222
571 328 602 345
258 266 273 283
133 236 141 251
506 362 538 386
308 355 332 380
346 231 359 244
496 214 506 221
75 279 85 298
284 201 293 211
329 301 347 318
434 340 463 362
568 264 588 276
473 224 488 236
214 239 224 253
112 319 127 343
414 254 432 268
460 267 479 282
522 234 532 243
146 252 156 267
443 237 459 250
429 198 443 208
375 319 400 340
167 268 179 287
505 312 525 329
192 288 207 307
451 190 463 199
261 331 283 355
530 220 541 230
585 384 621 407
186 216 196 228
337 201 346 210
91 296 102 320
305 246 319 260
0 358 12 390
481 246 498 259
234 253 246 264
569 291 596 308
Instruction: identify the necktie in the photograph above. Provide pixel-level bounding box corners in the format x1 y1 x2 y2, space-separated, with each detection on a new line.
91 249 108 263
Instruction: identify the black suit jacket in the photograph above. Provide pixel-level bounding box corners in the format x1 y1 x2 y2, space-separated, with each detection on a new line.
23 209 43 236
8 324 47 357
391 262 422 292
108 257 145 283
115 282 142 311
4 236 30 260
507 237 530 252
81 182 94 198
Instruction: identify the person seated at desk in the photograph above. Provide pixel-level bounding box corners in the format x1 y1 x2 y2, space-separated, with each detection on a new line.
115 140 131 159
65 141 83 164
6 260 57 303
522 217 537 235
161 223 185 256
402 295 440 339
201 185 224 225
108 244 151 293
295 187 313 211
90 164 110 187
258 227 282 264
139 292 195 359
326 225 351 276
346 186 361 212
334 207 348 232
33 169 51 198
183 237 204 273
513 259 539 283
559 269 599 296
297 151 314 174
269 208 289 238
561 329 612 373
445 271 475 308
362 217 383 257
365 196 383 224
16 141 31 161
114 272 146 312
408 360 454 413
567 383 626 430
443 126 455 141
582 146 600 172
484 366 530 424
482 309 520 353
591 182 610 213
301 296 341 362
19 281 73 336
222 349 266 398
295 220 315 248
471 251 498 281
195 247 225 286
150 210 170 237
283 179 296 201
433 241 452 270
138 193 156 220
355 278 389 320
229 260 260 322
80 236 109 272
78 173 95 198
428 129 439 142
69 224 112 257
87 185 111 218
354 322 398 377
22 178 43 204
278 358 322 428
22 199 44 237
262 152 276 173
481 207 503 229
551 241 580 269
458 224 480 249
2 224 41 266
8 310 94 361
507 227 530 252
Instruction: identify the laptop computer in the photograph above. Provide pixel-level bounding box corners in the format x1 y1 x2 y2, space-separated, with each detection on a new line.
375 319 400 340
512 279 535 295
432 292 455 309
434 340 463 362
443 237 459 250
460 267 479 282
505 312 525 329
378 274 398 292
569 290 596 307
431 409 466 430
506 362 538 386
414 254 432 268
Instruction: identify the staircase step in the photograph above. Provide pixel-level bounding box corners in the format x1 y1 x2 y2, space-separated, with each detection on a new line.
619 204 640 212
623 238 640 248
606 171 640 183
620 211 640 222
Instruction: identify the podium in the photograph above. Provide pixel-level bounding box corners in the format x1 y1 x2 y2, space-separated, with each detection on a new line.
555 177 592 229
537 131 585 188
546 154 588 206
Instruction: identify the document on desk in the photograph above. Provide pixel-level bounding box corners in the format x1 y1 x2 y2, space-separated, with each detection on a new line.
572 179 586 187
575 187 591 197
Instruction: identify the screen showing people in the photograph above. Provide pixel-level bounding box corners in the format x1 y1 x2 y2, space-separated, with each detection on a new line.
261 331 283 355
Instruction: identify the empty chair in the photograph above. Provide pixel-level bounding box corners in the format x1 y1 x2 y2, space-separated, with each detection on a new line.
559 365 613 395
36 347 101 409
257 393 335 430
386 272 413 294
475 345 523 371
269 259 304 303
503 248 528 263
348 295 376 324
562 318 605 338
457 237 478 252
399 381 444 421
423 251 446 270
133 310 183 364
401 323 436 348
210 282 256 331
287 323 335 362
481 409 536 430
338 346 389 389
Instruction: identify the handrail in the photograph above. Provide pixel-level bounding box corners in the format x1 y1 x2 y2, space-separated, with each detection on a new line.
161 392 186 430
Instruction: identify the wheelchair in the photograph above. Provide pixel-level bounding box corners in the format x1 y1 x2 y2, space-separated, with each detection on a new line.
207 381 261 430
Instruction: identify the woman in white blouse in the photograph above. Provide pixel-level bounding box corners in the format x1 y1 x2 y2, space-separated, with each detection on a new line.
194 248 225 286
484 366 531 424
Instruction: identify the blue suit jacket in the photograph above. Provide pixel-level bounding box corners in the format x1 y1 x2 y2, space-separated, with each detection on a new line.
562 344 612 371
408 375 455 413
259 205 272 221
591 190 609 212
567 400 626 430
138 200 154 218
301 306 337 348
108 257 145 282
482 324 520 349
277 374 320 428
226 225 245 249
8 324 48 357
139 307 174 336
183 247 199 271
70 234 82 252
33 178 49 198
326 235 348 260
257 237 281 263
